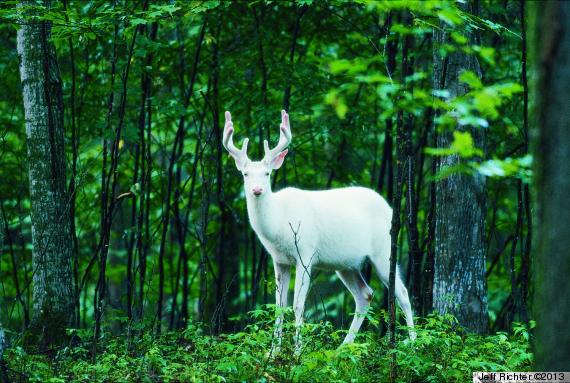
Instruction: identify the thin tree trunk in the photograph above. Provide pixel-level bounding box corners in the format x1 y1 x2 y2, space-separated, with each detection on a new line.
377 119 394 203
388 10 411 382
402 42 422 318
252 3 268 110
63 0 80 328
127 19 157 325
157 111 183 333
0 214 8 381
283 4 308 113
0 198 30 329
16 0 75 345
211 20 228 333
519 0 531 325
508 180 523 323
94 23 118 352
198 88 216 325
377 11 397 203
139 36 153 322
422 150 436 317
95 16 140 354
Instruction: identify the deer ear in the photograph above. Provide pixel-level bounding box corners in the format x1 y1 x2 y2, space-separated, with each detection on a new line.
270 149 288 170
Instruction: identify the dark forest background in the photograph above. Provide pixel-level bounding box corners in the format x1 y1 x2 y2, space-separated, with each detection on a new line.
1 0 532 347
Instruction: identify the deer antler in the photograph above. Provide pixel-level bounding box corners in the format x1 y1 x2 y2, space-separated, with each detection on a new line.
263 110 292 163
222 111 250 170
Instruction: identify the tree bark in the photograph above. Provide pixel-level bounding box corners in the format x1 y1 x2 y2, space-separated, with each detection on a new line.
16 0 75 345
388 11 411 382
432 1 489 335
531 1 570 371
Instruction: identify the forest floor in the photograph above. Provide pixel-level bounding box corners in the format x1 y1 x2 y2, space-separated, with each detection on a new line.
3 312 533 383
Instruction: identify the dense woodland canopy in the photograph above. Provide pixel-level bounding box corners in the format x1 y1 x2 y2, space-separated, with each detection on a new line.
1 0 565 380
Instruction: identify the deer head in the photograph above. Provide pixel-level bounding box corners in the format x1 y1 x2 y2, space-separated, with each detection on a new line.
223 110 292 197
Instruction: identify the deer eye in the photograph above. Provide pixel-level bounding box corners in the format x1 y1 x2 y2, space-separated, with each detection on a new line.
244 172 249 177
265 172 270 176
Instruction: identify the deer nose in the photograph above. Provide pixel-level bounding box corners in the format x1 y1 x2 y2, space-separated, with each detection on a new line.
252 186 263 195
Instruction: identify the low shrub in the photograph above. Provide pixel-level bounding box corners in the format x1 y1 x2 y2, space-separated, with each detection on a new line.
3 310 533 382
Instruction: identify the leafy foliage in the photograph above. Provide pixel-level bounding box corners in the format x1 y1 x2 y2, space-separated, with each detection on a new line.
4 312 533 383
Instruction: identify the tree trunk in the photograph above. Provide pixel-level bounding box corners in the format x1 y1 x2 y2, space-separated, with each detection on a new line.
16 0 75 345
432 1 489 335
388 13 409 382
531 1 570 371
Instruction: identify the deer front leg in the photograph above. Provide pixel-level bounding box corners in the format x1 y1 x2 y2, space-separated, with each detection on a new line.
272 262 291 352
274 262 291 308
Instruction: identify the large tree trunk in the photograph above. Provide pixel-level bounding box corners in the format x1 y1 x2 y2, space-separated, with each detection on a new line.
432 1 489 335
16 0 75 345
532 1 570 371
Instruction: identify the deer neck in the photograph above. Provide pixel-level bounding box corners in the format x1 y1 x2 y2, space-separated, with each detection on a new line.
246 190 279 239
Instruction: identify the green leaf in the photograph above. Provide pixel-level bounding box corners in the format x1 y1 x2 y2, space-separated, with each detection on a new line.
325 90 348 119
452 131 483 158
425 131 482 159
437 8 464 26
130 18 147 26
459 70 482 89
476 155 533 180
450 31 468 44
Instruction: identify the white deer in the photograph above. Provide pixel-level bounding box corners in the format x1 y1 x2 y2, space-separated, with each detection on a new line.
223 110 415 345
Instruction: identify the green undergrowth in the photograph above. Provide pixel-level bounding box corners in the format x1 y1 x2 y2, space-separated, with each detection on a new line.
4 310 533 383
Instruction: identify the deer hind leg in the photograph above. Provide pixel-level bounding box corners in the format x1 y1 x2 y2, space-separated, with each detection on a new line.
394 275 416 340
336 269 374 344
374 263 416 340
